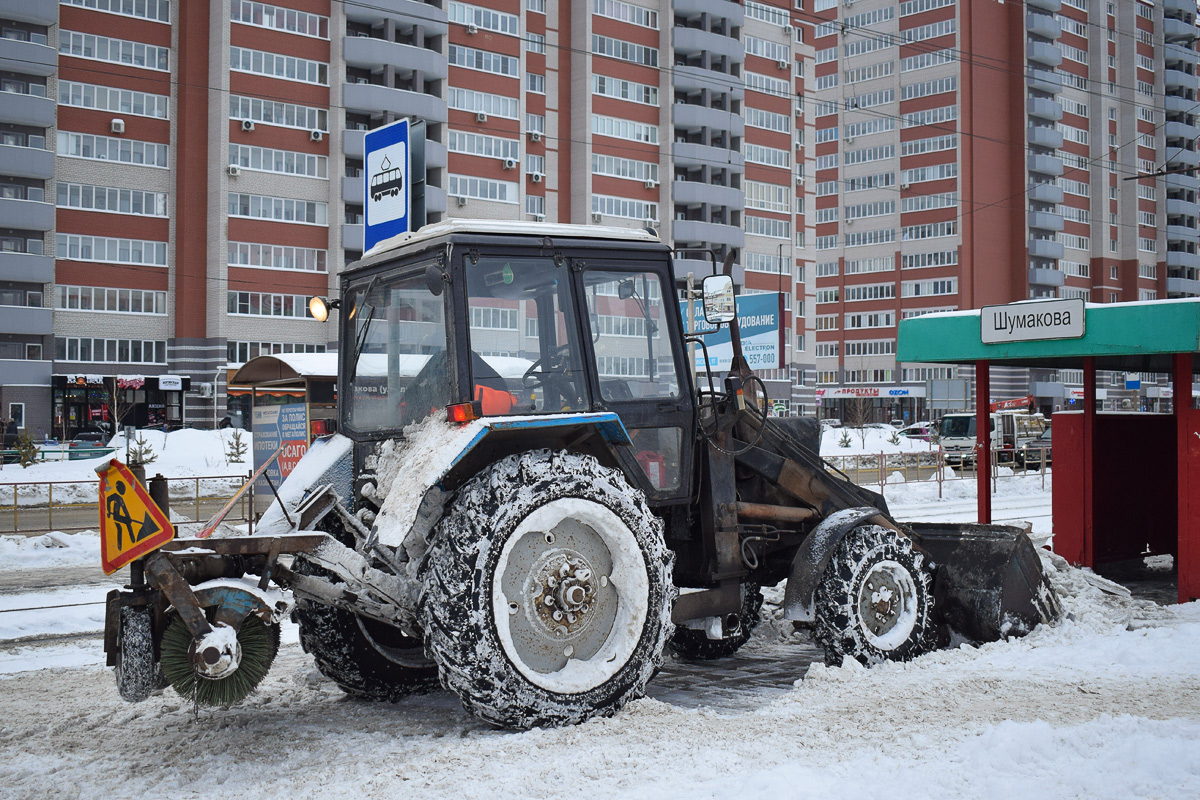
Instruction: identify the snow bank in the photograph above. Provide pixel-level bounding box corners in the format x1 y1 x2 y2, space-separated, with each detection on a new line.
0 531 98 569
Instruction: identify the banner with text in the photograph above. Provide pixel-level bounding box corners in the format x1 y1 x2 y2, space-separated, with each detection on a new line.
681 293 782 372
252 402 309 513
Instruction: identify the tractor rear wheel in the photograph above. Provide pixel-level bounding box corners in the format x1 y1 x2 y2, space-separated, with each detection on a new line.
814 524 935 666
419 450 675 729
293 557 439 701
114 604 163 702
669 584 763 660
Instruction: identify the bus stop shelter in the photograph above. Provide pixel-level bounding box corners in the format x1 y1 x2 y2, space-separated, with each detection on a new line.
897 298 1200 603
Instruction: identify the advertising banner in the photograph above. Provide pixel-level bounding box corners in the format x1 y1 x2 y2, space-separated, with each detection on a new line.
252 403 309 513
681 293 782 372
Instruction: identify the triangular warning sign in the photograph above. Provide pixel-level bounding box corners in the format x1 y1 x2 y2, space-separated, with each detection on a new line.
96 459 174 575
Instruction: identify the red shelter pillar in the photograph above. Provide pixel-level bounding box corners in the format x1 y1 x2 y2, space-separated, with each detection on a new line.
976 360 991 525
1175 353 1198 603
1082 357 1096 570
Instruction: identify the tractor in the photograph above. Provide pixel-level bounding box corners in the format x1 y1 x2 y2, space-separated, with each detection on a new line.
105 221 1060 728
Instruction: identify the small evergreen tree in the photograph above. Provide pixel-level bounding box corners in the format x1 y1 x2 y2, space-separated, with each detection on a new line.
225 428 248 465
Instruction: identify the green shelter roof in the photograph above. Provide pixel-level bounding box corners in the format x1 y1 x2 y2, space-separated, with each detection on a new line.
896 298 1200 373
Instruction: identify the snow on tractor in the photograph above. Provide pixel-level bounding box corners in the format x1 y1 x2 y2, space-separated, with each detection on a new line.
104 221 1061 728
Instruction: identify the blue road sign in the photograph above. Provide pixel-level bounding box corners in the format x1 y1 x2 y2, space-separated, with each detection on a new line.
364 118 411 252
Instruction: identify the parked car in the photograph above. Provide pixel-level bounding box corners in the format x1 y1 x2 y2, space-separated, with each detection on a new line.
1020 426 1052 468
68 430 112 460
898 422 937 441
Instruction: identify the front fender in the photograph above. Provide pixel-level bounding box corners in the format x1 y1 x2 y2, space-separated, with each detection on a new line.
782 507 887 623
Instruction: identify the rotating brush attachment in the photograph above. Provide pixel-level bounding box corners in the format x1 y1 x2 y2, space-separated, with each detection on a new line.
160 612 281 707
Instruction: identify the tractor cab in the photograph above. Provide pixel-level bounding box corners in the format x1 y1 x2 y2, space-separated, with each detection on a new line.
334 220 698 501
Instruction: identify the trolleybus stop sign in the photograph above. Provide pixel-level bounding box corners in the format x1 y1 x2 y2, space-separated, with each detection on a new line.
364 117 411 251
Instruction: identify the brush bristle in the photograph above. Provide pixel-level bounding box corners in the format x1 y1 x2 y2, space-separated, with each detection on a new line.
160 613 280 707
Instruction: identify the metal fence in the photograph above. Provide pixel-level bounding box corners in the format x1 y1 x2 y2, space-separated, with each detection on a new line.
0 473 251 535
823 446 1052 498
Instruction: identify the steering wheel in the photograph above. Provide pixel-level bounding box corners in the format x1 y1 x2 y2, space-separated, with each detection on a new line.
522 343 571 388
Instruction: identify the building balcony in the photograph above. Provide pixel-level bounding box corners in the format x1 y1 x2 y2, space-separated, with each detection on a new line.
0 251 52 283
0 358 51 385
671 218 745 250
0 198 53 231
1168 197 1200 218
674 26 745 63
425 184 447 215
1026 13 1061 42
673 257 713 282
1167 249 1200 270
1026 40 1062 68
674 103 745 137
344 0 449 35
425 138 447 170
0 305 51 336
1167 223 1199 244
0 39 56 77
1028 267 1066 287
1028 210 1064 232
344 36 448 80
0 143 53 180
343 83 448 125
1167 276 1200 295
1027 153 1063 176
672 65 744 97
1165 0 1198 18
0 91 54 128
1166 147 1200 170
1028 182 1064 203
1026 0 1061 11
342 176 362 205
1027 125 1063 149
343 129 365 159
1165 68 1199 91
1166 93 1197 114
1167 170 1200 192
343 223 364 252
1166 121 1200 142
674 0 745 25
0 0 57 25
672 179 744 211
1027 96 1063 122
1028 237 1064 259
1166 42 1200 67
672 141 745 172
1026 69 1062 95
1164 16 1198 44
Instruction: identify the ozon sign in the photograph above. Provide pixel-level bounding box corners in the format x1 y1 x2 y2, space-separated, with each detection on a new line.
981 299 1085 344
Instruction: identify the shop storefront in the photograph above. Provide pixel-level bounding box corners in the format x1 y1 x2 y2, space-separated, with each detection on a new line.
816 386 927 424
51 374 191 440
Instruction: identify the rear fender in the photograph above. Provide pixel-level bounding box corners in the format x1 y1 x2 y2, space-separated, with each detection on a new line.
370 412 632 558
782 507 891 622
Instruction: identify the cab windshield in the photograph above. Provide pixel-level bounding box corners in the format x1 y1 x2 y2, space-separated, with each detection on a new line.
939 415 975 439
343 266 448 432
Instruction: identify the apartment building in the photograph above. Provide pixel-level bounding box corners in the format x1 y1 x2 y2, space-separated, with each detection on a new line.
809 0 1199 421
0 0 818 437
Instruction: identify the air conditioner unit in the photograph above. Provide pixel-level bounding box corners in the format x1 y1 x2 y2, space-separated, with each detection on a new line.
778 59 789 70
784 25 794 34
227 164 241 177
845 135 854 144
476 112 488 123
503 157 518 170
355 77 370 84
310 130 323 142
456 195 468 207
110 118 125 135
529 131 542 142
796 175 805 185
467 23 478 34
901 181 911 189
591 212 602 223
644 179 658 189
533 213 545 222
531 172 544 183
241 119 255 132
197 382 214 398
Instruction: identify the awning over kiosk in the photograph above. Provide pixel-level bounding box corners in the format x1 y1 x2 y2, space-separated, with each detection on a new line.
898 298 1200 604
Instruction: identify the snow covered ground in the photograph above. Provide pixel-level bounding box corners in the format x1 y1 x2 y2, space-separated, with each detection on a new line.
0 427 1196 798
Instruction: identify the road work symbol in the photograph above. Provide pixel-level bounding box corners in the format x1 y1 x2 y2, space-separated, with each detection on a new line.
96 460 174 575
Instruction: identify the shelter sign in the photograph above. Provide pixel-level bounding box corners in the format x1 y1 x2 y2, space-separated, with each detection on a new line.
364 117 411 252
682 293 782 371
981 299 1085 344
252 403 308 513
96 459 174 575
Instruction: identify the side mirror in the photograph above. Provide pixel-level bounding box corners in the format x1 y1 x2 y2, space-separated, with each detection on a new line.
701 275 735 324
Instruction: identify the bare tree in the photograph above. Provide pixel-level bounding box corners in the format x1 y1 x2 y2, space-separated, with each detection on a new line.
844 396 874 448
105 377 135 438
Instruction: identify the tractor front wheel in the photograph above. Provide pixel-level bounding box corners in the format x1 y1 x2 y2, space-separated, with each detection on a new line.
814 524 935 666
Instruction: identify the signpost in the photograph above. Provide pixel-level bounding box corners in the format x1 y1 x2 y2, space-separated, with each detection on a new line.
681 293 783 372
96 459 174 575
364 118 412 252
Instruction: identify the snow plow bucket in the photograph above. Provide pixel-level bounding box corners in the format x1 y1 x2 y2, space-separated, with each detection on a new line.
906 522 1062 642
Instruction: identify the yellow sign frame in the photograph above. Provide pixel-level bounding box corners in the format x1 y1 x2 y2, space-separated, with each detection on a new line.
96 459 175 575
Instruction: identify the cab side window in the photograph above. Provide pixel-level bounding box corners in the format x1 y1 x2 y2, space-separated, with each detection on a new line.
583 270 679 402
